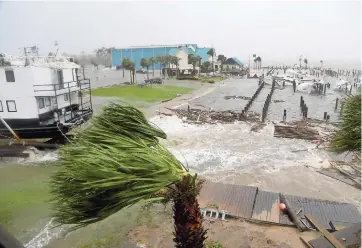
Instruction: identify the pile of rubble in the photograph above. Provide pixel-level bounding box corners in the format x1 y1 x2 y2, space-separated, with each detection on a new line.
224 95 251 100
165 108 260 124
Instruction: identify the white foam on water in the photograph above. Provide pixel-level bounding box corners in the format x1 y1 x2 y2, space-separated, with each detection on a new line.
25 218 64 248
21 148 58 164
151 116 328 181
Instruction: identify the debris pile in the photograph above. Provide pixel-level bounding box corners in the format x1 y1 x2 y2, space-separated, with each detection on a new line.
224 95 251 100
165 108 260 124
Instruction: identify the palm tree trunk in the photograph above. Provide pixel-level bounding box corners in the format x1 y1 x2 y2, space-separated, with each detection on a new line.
123 68 125 78
130 70 132 83
173 175 207 248
212 56 214 75
153 64 155 76
147 67 149 80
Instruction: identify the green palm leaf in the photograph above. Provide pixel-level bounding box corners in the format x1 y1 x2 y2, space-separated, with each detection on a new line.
330 93 361 153
51 103 188 228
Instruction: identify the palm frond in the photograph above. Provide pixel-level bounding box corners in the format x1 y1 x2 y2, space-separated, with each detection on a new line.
51 103 187 228
330 94 361 153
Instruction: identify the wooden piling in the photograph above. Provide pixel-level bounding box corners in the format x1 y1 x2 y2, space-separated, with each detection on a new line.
300 96 303 107
335 98 339 110
323 112 327 121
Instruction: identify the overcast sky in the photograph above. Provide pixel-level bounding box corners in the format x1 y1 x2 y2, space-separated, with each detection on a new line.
0 1 360 67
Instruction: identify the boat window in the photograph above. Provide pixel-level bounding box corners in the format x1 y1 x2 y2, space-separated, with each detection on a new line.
64 93 69 101
5 70 15 82
38 98 45 109
0 101 3 112
6 100 17 112
45 97 51 107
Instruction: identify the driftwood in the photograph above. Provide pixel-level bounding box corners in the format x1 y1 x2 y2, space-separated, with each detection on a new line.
166 108 260 124
224 95 251 100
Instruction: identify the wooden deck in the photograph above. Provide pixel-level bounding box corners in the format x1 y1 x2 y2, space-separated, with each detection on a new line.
198 181 360 229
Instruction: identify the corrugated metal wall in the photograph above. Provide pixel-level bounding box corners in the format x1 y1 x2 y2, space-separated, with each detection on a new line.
111 47 175 69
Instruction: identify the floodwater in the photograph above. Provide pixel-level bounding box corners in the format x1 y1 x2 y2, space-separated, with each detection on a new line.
1 69 360 248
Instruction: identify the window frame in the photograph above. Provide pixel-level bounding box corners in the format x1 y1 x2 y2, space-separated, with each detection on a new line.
64 93 69 102
45 97 51 107
38 98 45 109
0 101 3 112
5 70 15 82
6 100 17 112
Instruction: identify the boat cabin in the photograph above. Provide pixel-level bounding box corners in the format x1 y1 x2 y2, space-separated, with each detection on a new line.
0 55 93 139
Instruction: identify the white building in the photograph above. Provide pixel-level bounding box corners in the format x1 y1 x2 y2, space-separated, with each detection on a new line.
0 55 93 139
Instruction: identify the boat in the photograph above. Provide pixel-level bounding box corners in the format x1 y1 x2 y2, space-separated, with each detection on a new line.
0 54 93 140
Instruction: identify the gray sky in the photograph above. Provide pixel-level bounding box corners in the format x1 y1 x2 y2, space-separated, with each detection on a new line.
0 1 360 68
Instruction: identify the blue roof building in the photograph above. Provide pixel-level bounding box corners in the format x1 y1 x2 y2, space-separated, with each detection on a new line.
111 44 215 70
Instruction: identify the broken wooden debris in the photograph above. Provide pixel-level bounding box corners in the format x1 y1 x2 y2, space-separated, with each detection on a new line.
308 223 361 248
305 214 345 248
279 193 307 232
224 95 251 100
166 108 260 124
274 125 319 140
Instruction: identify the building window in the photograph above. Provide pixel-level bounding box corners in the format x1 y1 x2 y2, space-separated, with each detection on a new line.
64 93 69 101
45 97 51 107
5 70 15 82
38 98 45 109
0 101 3 112
6 100 17 112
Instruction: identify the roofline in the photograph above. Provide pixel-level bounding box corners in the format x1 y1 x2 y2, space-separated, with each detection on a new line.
113 44 198 49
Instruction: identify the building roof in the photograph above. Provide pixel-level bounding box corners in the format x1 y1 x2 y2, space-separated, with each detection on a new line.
168 48 180 56
225 57 244 67
195 47 213 62
1 55 79 69
231 57 243 67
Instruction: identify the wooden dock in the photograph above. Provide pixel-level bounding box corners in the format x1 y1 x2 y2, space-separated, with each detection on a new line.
198 181 360 229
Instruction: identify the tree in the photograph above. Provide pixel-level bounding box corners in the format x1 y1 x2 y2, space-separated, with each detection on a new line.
304 58 308 69
188 54 201 75
207 48 215 75
122 58 135 83
201 61 211 73
90 57 99 71
0 54 11 66
149 57 157 76
140 58 151 80
94 47 114 67
50 103 207 248
170 56 181 78
217 55 227 72
330 94 361 153
48 52 55 57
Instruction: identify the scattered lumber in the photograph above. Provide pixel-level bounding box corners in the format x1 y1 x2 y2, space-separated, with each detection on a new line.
279 193 307 232
305 214 345 248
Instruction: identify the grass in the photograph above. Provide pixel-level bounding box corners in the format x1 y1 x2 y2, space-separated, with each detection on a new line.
0 164 57 239
90 85 193 102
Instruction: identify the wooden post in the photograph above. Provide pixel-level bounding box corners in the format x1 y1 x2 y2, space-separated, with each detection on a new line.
323 112 327 121
335 97 339 110
279 194 306 232
349 85 352 95
324 84 327 94
300 96 303 107
283 109 286 122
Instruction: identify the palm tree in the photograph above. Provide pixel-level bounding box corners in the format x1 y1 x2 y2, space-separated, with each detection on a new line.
149 57 156 76
170 56 181 78
207 48 215 75
202 61 211 73
330 94 361 153
304 58 308 69
217 55 227 72
50 103 207 248
252 54 256 70
299 55 303 69
258 57 262 69
140 58 151 80
188 54 201 76
122 58 135 83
